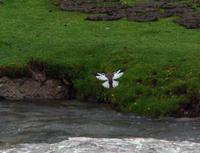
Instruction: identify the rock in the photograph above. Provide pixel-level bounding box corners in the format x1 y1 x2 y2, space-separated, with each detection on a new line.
0 77 69 100
1 137 200 153
58 0 200 29
176 13 200 29
127 11 159 22
86 13 122 21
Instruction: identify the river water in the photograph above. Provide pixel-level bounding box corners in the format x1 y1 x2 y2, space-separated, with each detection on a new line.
0 100 200 149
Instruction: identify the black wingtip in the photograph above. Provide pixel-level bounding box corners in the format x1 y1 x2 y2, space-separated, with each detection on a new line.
120 68 126 72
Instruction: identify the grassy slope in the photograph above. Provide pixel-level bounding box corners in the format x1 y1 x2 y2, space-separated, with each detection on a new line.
1 0 200 117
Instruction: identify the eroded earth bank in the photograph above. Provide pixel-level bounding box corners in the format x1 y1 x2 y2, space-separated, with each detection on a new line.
0 60 73 101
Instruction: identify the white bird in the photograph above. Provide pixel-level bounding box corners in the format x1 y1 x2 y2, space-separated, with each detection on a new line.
95 69 124 88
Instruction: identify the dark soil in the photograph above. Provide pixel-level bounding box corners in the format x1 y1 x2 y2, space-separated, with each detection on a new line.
58 0 200 29
173 93 200 118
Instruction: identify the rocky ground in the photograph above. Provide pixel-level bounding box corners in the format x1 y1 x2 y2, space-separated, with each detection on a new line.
58 0 200 29
1 137 200 153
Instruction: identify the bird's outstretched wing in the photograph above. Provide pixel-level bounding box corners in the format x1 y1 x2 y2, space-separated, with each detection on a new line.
113 70 124 80
102 81 110 88
96 73 108 81
112 80 119 88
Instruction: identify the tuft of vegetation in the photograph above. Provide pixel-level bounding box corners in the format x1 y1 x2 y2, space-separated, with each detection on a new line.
1 0 200 117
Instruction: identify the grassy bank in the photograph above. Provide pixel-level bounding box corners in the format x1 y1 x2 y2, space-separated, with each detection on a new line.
1 0 200 117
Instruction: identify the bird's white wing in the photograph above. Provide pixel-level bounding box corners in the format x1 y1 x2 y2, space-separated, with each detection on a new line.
102 81 110 88
113 70 124 80
112 80 119 88
96 73 108 81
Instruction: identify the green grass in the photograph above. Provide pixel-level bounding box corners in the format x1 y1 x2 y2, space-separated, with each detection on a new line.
1 0 200 117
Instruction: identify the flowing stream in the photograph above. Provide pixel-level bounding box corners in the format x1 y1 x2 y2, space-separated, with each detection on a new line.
0 100 200 149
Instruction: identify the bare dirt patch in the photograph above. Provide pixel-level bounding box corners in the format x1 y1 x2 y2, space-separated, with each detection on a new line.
173 93 200 117
58 0 200 29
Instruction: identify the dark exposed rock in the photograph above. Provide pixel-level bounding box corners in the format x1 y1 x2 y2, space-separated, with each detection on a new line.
86 13 122 21
58 0 200 29
176 13 200 29
174 92 200 117
59 0 127 14
127 12 159 22
166 8 194 17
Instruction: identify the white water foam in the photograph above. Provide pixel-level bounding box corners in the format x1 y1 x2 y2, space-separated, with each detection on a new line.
1 137 200 153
